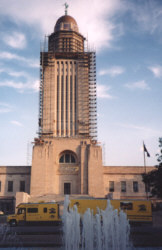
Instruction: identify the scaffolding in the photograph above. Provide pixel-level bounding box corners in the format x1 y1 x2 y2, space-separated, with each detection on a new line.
38 40 44 136
89 52 97 141
77 53 90 137
38 35 97 140
39 36 54 138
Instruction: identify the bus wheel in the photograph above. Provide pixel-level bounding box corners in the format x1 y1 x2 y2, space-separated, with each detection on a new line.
10 220 17 227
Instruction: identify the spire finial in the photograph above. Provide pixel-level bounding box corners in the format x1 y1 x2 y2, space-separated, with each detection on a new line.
64 2 69 15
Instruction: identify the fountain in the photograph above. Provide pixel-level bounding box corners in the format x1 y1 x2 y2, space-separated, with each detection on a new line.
62 196 132 250
0 197 160 249
0 223 23 248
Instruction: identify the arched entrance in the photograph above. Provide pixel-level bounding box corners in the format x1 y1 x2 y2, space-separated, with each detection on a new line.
58 150 78 195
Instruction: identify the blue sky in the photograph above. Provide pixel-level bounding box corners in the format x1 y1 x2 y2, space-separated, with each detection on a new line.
0 0 162 166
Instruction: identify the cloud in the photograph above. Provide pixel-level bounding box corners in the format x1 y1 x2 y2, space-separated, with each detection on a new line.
11 120 23 127
124 80 150 90
0 52 39 68
0 102 12 113
0 67 39 92
117 122 161 137
0 0 162 52
0 67 31 79
149 65 162 78
129 1 162 34
97 84 115 99
0 0 126 51
99 66 125 77
3 32 27 49
0 79 39 92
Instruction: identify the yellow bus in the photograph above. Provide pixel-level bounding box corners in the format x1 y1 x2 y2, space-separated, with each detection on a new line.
7 202 61 226
69 199 152 223
7 199 152 226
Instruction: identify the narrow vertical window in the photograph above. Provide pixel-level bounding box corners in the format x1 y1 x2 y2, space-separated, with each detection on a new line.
57 75 59 133
70 75 73 135
20 181 25 192
64 183 71 195
121 181 126 192
109 181 114 192
61 74 64 135
8 181 13 192
66 75 68 135
75 75 77 134
133 181 139 192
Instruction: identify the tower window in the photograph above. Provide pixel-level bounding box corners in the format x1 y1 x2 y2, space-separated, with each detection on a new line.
65 154 70 163
59 151 76 163
71 155 75 163
60 155 64 163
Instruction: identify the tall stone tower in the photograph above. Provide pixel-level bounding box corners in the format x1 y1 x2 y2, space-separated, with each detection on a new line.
30 10 103 197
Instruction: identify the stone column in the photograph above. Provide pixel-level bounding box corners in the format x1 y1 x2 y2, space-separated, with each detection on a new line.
80 141 88 194
88 144 104 197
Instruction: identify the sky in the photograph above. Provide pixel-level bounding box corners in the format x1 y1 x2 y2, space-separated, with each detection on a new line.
0 0 162 167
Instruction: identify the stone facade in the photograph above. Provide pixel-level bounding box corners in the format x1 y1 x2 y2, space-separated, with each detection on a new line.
0 166 31 214
30 138 103 198
0 166 30 196
103 166 154 199
0 164 155 213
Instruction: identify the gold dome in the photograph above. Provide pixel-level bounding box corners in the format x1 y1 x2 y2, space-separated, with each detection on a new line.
54 15 79 33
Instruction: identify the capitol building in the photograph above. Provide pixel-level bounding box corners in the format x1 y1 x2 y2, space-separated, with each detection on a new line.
0 12 153 214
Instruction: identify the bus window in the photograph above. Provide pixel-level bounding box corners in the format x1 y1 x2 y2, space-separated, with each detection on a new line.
120 202 133 210
27 208 38 213
17 208 26 214
44 207 47 213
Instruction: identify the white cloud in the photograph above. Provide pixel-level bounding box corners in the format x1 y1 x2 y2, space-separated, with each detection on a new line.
0 102 12 113
0 67 31 79
99 66 125 77
0 79 39 92
0 67 39 92
124 80 150 90
3 32 26 49
149 65 162 78
97 84 114 99
0 0 126 51
0 52 39 68
11 120 23 127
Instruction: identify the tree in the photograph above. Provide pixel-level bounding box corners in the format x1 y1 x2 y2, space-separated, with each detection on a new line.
142 137 162 198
